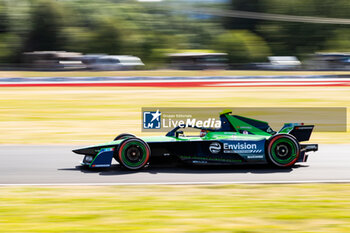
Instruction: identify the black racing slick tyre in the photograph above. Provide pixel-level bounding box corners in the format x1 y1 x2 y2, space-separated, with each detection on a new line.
113 133 136 141
113 134 136 164
115 138 150 170
267 134 300 168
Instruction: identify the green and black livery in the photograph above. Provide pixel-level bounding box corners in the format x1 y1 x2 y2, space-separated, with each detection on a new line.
73 110 318 170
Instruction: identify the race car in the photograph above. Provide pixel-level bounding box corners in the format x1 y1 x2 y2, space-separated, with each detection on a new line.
73 110 318 170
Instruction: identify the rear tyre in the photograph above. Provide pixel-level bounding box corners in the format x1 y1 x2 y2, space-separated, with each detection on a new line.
114 133 136 141
267 134 300 167
115 138 150 170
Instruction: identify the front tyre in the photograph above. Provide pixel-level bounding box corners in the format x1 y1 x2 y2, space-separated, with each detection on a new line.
113 134 136 163
267 134 300 167
116 138 150 170
114 133 135 141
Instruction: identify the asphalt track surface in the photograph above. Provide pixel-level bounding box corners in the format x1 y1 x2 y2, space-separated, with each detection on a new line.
0 145 349 185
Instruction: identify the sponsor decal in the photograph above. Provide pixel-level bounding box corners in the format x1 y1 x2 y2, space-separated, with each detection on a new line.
295 126 313 130
192 160 208 164
247 155 264 159
223 141 264 154
91 164 110 168
209 142 221 154
237 126 252 129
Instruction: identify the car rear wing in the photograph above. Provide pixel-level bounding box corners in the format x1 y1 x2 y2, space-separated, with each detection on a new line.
279 123 315 142
289 125 314 142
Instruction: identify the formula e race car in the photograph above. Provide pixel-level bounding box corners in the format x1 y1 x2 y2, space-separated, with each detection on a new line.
73 110 318 170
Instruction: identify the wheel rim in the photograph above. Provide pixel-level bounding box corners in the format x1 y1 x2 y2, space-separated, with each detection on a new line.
119 141 149 168
276 144 289 157
125 145 142 163
270 138 297 165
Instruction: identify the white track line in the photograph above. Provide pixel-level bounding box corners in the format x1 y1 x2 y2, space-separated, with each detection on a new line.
1 78 350 85
1 180 350 186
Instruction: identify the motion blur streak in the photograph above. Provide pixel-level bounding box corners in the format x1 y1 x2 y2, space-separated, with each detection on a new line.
188 8 350 24
0 79 349 87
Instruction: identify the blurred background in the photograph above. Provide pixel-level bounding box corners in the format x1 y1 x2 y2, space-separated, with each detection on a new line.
0 0 349 71
1 2 350 232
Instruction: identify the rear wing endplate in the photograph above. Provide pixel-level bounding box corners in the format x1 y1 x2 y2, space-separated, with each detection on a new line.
289 125 314 142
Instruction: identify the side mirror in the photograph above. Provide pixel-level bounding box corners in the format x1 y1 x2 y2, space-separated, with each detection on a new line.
175 131 184 138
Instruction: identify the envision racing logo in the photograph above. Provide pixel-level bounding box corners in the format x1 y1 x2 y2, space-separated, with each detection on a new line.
225 142 257 150
223 142 262 154
209 142 221 154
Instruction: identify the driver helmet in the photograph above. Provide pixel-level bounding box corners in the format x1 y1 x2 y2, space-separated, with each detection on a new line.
200 129 208 137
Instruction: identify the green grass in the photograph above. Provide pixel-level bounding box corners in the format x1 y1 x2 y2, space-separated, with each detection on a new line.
0 184 349 232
